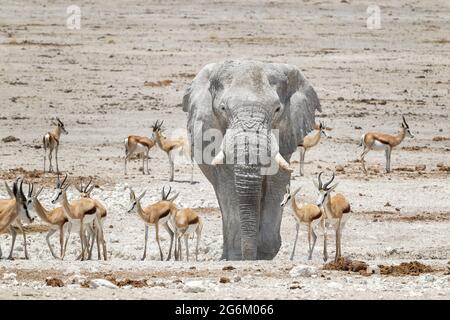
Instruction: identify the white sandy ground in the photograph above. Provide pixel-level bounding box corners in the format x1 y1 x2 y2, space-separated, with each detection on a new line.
0 0 449 299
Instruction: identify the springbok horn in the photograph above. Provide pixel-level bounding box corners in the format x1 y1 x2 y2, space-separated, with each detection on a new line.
61 173 68 186
323 172 335 190
318 172 324 190
402 115 408 127
84 178 93 193
165 186 172 199
29 183 34 197
36 186 44 197
161 186 166 199
57 173 61 185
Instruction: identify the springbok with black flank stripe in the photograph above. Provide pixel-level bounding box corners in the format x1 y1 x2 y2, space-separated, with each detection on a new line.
127 186 178 261
74 178 108 260
152 120 193 183
124 134 156 175
171 208 202 261
298 121 329 176
359 116 414 173
43 117 68 173
314 172 351 262
0 178 35 259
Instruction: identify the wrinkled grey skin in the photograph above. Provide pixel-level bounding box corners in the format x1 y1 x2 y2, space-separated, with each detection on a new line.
183 60 321 260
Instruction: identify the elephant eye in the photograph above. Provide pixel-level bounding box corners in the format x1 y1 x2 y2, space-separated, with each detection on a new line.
275 107 280 112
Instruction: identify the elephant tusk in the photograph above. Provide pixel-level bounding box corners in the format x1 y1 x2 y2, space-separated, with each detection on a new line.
211 150 225 165
275 153 293 172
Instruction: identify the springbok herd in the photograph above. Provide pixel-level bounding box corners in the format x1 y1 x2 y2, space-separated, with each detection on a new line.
0 115 415 263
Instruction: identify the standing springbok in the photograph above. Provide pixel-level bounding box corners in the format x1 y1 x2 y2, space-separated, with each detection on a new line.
127 186 178 261
74 178 107 260
359 116 414 174
314 172 350 262
280 185 322 261
51 174 100 260
124 134 156 175
152 120 193 183
297 122 329 176
31 185 69 259
43 117 68 173
171 208 203 261
0 179 35 259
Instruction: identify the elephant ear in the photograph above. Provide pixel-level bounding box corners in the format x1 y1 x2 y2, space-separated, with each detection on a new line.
182 63 221 160
265 63 321 154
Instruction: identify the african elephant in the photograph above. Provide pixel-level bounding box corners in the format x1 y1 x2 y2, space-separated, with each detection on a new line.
183 60 321 260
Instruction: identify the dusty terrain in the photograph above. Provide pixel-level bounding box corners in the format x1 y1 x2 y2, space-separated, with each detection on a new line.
0 0 449 300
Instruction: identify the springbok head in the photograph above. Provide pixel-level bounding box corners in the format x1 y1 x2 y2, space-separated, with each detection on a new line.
161 186 179 202
53 117 68 135
280 184 302 207
319 121 329 138
401 116 414 138
314 172 338 207
51 173 69 204
75 177 95 198
128 188 146 213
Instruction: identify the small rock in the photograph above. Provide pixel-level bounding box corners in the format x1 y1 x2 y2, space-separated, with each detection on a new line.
384 202 392 207
3 273 17 281
415 164 426 171
2 136 20 143
289 265 319 278
366 265 381 275
90 279 118 289
222 265 236 271
423 274 434 282
45 277 64 287
335 165 345 172
232 275 241 283
219 277 230 284
183 280 206 293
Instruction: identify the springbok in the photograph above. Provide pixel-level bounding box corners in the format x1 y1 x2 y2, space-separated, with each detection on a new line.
51 174 100 260
0 178 35 259
171 208 203 261
152 120 193 183
298 122 329 176
314 172 350 262
74 178 107 260
127 186 178 261
43 117 68 173
280 184 322 260
124 134 156 175
31 185 69 259
359 116 414 173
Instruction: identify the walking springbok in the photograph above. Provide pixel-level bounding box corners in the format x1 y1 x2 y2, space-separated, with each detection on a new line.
280 184 322 261
127 186 178 261
171 208 202 261
314 172 350 262
152 120 193 183
124 134 156 175
31 185 69 259
359 116 414 174
74 178 107 260
298 122 329 176
51 174 100 260
43 117 68 173
0 179 35 259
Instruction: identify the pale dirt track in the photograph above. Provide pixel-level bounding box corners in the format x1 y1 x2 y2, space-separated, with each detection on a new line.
0 0 449 299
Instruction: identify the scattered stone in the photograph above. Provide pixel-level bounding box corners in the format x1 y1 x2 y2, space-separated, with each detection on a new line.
335 165 345 172
366 265 381 275
2 136 20 143
384 202 392 207
415 164 426 171
45 277 64 287
432 136 450 142
222 265 236 271
289 265 319 278
354 126 362 130
2 273 17 281
219 277 230 284
89 279 119 289
232 275 241 283
183 280 207 293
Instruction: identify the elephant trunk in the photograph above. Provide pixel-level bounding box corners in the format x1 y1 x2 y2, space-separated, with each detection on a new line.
234 164 262 260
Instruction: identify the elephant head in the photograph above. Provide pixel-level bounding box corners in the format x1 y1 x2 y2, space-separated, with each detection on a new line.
183 60 321 260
